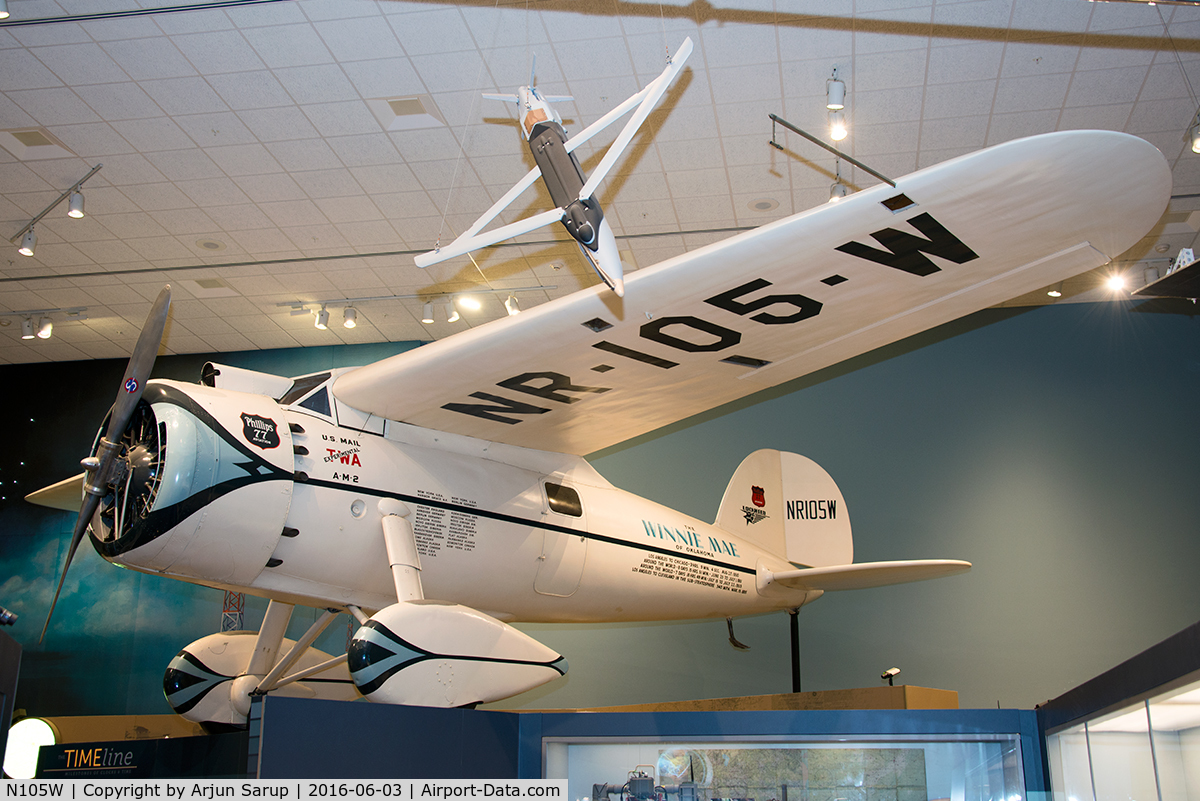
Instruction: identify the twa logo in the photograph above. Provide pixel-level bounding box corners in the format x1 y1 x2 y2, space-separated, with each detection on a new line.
751 486 765 508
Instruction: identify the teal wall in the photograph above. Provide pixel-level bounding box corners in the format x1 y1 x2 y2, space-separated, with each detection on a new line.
2 299 1198 716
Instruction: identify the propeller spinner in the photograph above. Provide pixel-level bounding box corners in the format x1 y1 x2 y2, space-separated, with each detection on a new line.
40 284 172 642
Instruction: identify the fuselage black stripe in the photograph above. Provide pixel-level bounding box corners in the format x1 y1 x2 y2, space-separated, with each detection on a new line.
304 477 756 576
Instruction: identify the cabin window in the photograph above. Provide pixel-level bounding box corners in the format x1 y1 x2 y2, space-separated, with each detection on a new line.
545 482 582 517
280 372 331 405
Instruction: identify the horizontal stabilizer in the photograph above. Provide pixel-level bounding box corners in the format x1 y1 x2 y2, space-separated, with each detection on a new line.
482 93 519 102
762 559 971 592
25 473 84 512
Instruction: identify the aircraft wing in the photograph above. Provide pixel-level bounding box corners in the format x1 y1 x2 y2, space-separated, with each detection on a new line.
761 559 971 592
335 130 1170 456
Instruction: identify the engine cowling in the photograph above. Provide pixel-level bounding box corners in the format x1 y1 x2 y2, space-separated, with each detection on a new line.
88 379 295 588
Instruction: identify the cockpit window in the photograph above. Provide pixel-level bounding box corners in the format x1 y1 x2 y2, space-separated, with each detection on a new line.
279 372 331 405
545 482 582 517
298 387 331 417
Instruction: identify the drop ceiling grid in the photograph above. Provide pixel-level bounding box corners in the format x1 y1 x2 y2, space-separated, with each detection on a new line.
2 1 1200 364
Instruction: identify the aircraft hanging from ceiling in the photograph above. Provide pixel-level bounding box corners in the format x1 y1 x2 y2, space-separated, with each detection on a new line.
414 38 694 297
28 128 1170 724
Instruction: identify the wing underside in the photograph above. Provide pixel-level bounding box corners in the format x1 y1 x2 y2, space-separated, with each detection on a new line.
335 131 1170 456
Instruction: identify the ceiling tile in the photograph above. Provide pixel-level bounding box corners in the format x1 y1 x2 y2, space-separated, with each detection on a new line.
388 8 477 56
316 15 406 62
140 77 230 117
241 23 335 69
300 101 381 137
1065 66 1148 107
144 148 223 181
992 72 1071 114
206 143 285 177
111 116 195 151
273 64 360 105
171 29 267 74
237 106 323 142
8 87 101 126
74 83 163 121
207 70 295 110
0 46 66 91
32 42 130 85
101 37 197 81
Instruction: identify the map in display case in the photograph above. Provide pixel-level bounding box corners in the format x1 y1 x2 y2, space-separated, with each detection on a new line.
544 737 1025 801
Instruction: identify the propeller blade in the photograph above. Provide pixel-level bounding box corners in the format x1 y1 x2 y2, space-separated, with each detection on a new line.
40 284 171 643
106 285 171 443
39 493 100 642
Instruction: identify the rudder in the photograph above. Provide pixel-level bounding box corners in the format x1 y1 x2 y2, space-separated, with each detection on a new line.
714 449 852 568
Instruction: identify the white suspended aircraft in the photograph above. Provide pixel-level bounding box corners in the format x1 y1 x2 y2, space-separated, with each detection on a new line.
27 129 1169 726
414 38 695 297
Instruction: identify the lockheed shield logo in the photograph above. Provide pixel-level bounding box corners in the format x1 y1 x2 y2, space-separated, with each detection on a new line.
751 485 766 508
241 412 280 449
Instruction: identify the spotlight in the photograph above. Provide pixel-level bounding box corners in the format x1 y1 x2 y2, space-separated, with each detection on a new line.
37 317 52 339
457 295 481 311
4 718 57 780
0 0 9 20
314 306 329 329
1191 117 1200 154
504 295 520 316
826 77 845 110
1106 274 1127 292
67 190 85 218
343 307 357 329
829 110 847 141
421 302 434 324
1047 282 1063 298
829 181 849 202
881 667 900 686
20 318 34 340
18 228 36 257
445 302 460 323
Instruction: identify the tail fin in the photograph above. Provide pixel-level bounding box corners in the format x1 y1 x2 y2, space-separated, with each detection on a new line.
714 449 852 568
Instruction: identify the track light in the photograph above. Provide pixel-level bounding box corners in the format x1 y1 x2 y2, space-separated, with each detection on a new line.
1047 282 1063 298
829 110 847 141
504 295 520 316
421 302 434 324
18 228 36 257
343 307 357 328
0 0 10 20
21 318 34 340
829 181 849 202
37 317 52 339
67 190 85 219
826 75 845 110
314 306 329 329
445 302 460 323
457 295 481 311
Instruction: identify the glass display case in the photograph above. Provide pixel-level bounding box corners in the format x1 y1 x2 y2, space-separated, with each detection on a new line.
544 734 1028 801
1045 678 1200 801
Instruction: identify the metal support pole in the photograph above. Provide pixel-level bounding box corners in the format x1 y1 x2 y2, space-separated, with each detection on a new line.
788 608 802 693
769 114 896 188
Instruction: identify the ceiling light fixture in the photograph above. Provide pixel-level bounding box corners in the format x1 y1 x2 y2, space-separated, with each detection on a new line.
1106 274 1127 292
1047 282 1063 298
21 318 34 340
445 302 460 323
829 159 849 203
37 317 52 339
504 295 521 316
1190 111 1200 154
9 163 102 256
829 110 847 142
0 0 10 21
18 228 35 257
457 295 481 311
421 302 434 324
314 306 329 330
343 307 357 329
826 69 845 110
67 190 85 219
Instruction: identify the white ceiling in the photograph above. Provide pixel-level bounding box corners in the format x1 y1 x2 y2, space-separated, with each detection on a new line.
2 0 1199 365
